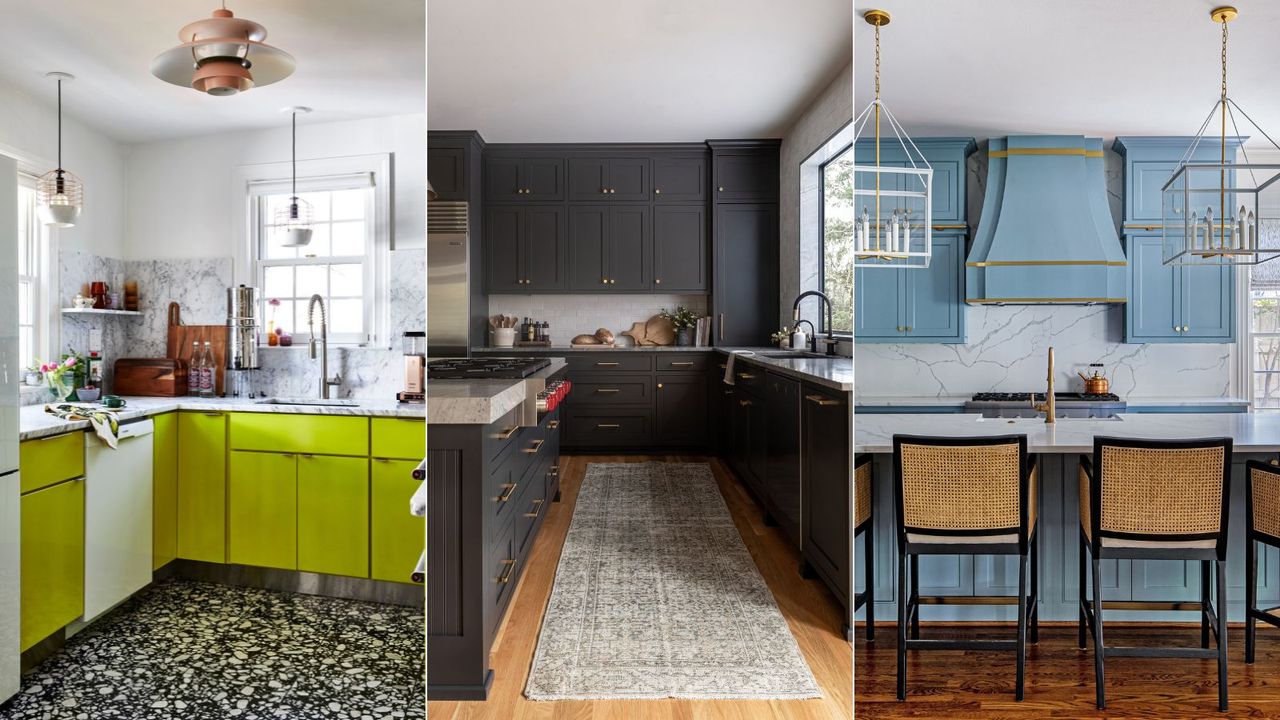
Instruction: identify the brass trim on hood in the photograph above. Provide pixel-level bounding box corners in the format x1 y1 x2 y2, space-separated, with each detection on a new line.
965 297 1128 304
988 148 1105 158
966 259 1127 267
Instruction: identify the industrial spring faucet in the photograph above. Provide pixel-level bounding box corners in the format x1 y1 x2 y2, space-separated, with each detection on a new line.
307 294 342 399
1030 346 1056 424
791 290 839 356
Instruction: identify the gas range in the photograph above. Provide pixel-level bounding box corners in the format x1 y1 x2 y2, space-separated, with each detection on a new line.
427 357 551 380
965 391 1126 418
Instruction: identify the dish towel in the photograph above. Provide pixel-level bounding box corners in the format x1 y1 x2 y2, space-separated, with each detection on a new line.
45 403 121 448
410 479 426 517
722 350 756 386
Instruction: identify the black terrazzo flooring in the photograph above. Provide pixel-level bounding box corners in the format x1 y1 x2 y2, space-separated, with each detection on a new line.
0 580 425 719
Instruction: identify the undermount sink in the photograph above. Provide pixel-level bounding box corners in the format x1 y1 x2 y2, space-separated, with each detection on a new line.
255 397 359 408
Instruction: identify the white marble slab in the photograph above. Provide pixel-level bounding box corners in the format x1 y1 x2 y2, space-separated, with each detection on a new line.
717 348 853 392
425 380 527 425
855 412 1280 454
854 395 1251 409
855 396 967 407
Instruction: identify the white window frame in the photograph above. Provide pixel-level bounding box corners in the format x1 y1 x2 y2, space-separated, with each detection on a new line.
800 122 856 338
234 154 392 348
13 165 56 370
1239 148 1280 410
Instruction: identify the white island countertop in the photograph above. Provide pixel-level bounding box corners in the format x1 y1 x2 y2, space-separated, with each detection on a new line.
855 412 1280 454
855 395 1249 409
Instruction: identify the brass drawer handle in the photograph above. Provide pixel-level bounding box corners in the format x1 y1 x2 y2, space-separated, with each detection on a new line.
597 423 621 429
550 465 559 475
496 559 515 584
739 400 753 407
524 498 545 518
736 372 756 380
805 394 842 407
723 390 733 395
657 383 664 389
493 425 518 440
670 361 694 367
522 439 545 454
595 388 620 394
595 361 619 367
496 483 518 503
547 420 559 429
718 363 727 369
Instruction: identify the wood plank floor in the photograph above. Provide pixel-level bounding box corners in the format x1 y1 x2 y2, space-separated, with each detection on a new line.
427 455 852 720
855 624 1280 718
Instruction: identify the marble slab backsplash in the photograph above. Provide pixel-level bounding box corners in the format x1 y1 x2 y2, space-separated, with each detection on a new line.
854 304 1235 399
485 293 708 347
39 249 425 403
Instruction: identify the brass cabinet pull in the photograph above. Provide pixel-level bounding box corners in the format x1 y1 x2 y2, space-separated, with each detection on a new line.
602 277 608 284
547 419 560 429
739 400 753 407
655 188 662 194
300 454 313 459
493 425 519 440
609 188 616 194
905 326 912 332
718 186 725 192
550 464 559 475
805 394 842 407
601 187 608 194
496 559 515 584
524 498 545 518
609 279 616 284
657 383 664 389
723 389 733 395
736 372 756 380
597 423 621 429
522 439 545 454
718 363 727 369
719 313 725 340
596 361 619 367
670 361 694 367
496 483 518 503
595 388 620 393
655 278 662 284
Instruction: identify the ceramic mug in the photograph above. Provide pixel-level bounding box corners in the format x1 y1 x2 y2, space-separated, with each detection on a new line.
100 395 126 408
494 327 516 347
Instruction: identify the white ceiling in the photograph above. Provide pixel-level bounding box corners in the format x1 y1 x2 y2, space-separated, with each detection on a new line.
854 1 1280 146
0 1 425 145
427 0 853 143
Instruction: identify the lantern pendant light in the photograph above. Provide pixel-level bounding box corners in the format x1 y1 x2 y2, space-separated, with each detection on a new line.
276 107 313 248
150 1 295 96
852 10 933 269
1162 6 1280 266
38 72 83 228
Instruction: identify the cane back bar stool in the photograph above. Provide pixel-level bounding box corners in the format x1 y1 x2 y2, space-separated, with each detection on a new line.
1078 436 1232 712
1246 459 1280 664
854 453 874 642
893 434 1038 701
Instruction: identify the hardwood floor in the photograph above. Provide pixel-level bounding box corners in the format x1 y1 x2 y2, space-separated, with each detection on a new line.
855 624 1280 718
426 455 853 720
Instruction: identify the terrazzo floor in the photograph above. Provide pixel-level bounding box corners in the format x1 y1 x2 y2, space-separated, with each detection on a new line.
0 580 425 719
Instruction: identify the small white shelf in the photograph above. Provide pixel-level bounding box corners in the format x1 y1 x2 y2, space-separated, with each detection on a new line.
61 308 143 317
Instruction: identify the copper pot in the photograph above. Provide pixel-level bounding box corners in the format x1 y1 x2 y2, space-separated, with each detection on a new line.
1078 366 1110 395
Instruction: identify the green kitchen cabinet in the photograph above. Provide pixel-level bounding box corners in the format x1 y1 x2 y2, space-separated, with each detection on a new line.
20 478 85 651
19 431 84 494
228 450 299 570
177 411 228 563
228 413 369 456
298 455 370 578
152 412 178 570
371 418 426 460
371 458 424 583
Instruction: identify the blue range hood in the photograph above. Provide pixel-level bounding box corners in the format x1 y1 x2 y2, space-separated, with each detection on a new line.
965 135 1126 304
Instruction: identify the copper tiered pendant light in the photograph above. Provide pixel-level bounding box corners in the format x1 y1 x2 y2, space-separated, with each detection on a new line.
276 107 313 248
38 72 82 228
1162 6 1280 266
853 9 933 269
151 2 295 96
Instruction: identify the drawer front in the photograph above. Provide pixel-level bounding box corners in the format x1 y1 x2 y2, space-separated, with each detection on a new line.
514 458 550 558
487 455 524 527
732 365 765 394
20 432 85 494
564 406 653 447
483 407 523 464
371 418 425 459
229 413 369 456
20 478 85 651
655 354 709 372
566 354 653 374
571 377 651 406
487 521 521 631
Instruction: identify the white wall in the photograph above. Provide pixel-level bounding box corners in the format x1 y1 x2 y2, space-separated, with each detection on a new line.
122 113 426 261
0 77 128 257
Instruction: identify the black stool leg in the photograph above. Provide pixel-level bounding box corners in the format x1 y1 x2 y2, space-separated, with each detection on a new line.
1078 532 1087 649
1247 537 1258 664
1016 550 1027 701
896 548 908 701
1030 530 1040 643
1092 556 1106 710
1218 558 1229 712
866 523 876 642
910 554 921 640
1201 559 1211 649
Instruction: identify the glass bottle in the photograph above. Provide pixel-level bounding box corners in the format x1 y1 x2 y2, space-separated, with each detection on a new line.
200 341 216 398
188 341 201 397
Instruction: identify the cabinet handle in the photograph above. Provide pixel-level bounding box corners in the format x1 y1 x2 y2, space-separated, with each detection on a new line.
609 188 616 194
905 326 912 332
719 313 725 341
723 389 733 395
597 423 621 429
595 388 620 394
496 558 515 584
522 439 545 454
805 394 842 407
596 361 619 367
524 498 545 518
524 188 532 194
601 187 608 194
655 278 662 284
496 483 518 503
609 279 616 284
655 188 662 194
300 453 313 458
739 399 753 407
550 464 559 476
374 458 390 463
718 186 725 192
203 412 224 417
670 361 694 367
718 363 727 369
737 372 756 380
602 277 608 284
657 383 664 389
547 419 559 429
493 425 519 440
517 188 525 195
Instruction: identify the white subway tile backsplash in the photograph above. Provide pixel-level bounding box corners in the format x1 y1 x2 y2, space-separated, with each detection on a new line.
485 294 709 346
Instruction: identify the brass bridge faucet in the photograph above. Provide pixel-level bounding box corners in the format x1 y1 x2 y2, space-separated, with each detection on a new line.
1030 346 1056 424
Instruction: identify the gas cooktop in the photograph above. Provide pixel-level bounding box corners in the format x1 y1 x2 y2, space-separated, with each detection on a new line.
427 357 551 380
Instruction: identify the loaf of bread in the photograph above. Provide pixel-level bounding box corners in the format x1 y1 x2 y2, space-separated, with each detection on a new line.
571 334 601 345
594 328 615 344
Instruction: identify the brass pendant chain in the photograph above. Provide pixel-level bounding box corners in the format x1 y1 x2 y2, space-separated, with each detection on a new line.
1219 16 1228 250
873 19 881 251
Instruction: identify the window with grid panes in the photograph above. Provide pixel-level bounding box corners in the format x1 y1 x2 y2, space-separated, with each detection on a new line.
256 186 374 345
1250 249 1280 409
821 145 853 335
17 178 44 368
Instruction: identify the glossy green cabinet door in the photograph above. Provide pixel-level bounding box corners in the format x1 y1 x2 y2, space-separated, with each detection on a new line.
152 413 178 570
371 418 426 460
371 458 424 583
298 455 369 578
177 412 228 563
228 451 298 570
21 479 84 651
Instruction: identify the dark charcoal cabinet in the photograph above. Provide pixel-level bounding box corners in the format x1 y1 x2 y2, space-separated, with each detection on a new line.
568 158 650 202
766 373 801 547
653 156 707 203
427 147 466 200
486 206 566 291
653 205 707 291
654 374 707 446
731 389 765 498
713 152 779 202
486 157 564 202
713 203 778 345
712 362 734 455
567 206 651 291
801 384 851 609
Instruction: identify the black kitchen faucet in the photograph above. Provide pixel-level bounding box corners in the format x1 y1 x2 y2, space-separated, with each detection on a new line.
791 290 839 356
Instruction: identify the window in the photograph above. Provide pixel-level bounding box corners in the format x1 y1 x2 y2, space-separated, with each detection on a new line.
17 177 46 368
253 183 376 345
1250 256 1280 409
820 145 854 334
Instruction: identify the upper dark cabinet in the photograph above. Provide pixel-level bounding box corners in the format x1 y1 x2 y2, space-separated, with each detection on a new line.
486 156 564 202
653 156 707 203
713 203 778 345
567 205 651 291
712 149 779 203
486 206 566 292
426 147 466 200
653 205 706 292
568 157 650 202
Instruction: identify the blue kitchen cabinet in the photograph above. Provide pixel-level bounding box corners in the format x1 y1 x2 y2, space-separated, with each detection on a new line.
854 137 975 224
855 234 966 343
1125 234 1233 343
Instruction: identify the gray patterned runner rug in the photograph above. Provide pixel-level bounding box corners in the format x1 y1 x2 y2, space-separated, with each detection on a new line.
524 461 821 700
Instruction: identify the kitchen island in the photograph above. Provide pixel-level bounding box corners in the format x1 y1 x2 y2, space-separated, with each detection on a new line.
855 412 1280 625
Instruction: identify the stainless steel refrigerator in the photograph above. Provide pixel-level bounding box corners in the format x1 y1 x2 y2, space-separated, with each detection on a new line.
427 200 472 358
0 155 21 703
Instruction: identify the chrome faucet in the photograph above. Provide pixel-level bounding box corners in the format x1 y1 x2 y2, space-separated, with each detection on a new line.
307 294 342 399
791 290 839 356
1030 346 1056 424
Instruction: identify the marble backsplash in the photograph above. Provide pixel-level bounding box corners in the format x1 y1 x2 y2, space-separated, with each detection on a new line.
854 304 1235 399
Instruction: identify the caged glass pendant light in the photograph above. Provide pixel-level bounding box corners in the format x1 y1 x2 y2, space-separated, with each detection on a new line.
276 107 313 248
37 72 83 228
1162 6 1280 266
853 9 933 269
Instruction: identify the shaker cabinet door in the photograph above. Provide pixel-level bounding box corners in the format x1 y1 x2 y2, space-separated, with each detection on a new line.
568 206 610 290
567 158 610 201
605 158 650 201
1126 235 1181 341
904 235 964 339
653 205 706 291
485 207 524 292
607 206 651 291
653 156 707 203
524 206 566 290
1181 263 1234 341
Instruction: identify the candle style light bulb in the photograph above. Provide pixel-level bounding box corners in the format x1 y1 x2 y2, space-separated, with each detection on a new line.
1249 210 1257 248
1191 211 1199 250
1206 206 1215 249
861 207 871 252
889 211 899 253
903 211 911 254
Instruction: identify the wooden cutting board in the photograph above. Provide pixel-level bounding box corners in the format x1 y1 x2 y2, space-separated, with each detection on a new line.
114 358 188 397
166 302 227 395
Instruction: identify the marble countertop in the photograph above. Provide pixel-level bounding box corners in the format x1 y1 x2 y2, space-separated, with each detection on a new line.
855 412 1280 454
855 395 1250 408
20 396 426 441
425 379 527 425
716 348 852 392
471 345 717 352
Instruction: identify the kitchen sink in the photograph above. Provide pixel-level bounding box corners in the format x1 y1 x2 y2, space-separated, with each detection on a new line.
255 397 359 407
